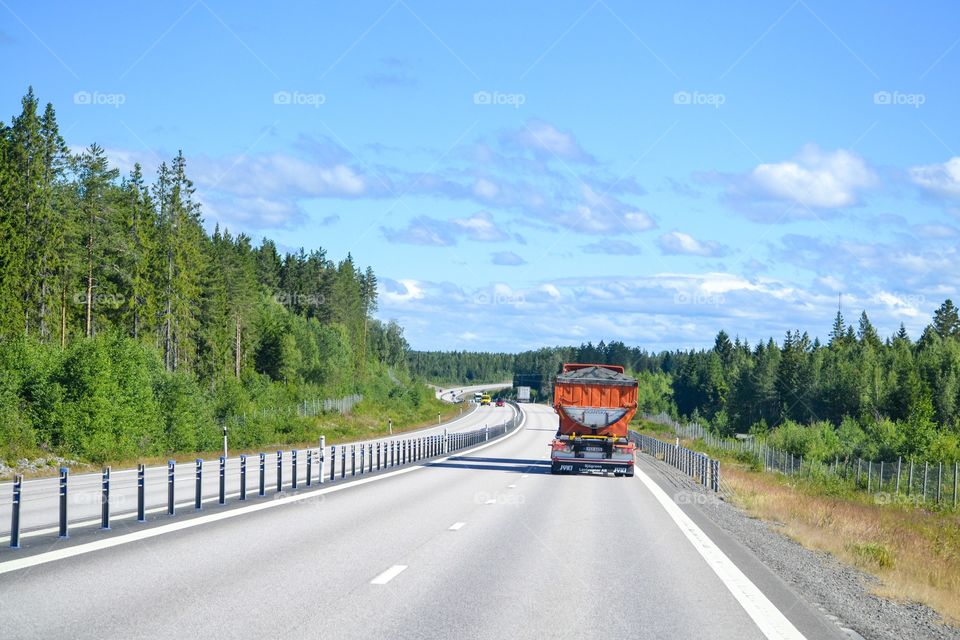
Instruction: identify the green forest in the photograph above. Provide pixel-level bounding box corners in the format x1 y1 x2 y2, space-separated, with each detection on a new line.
410 302 960 463
0 88 429 464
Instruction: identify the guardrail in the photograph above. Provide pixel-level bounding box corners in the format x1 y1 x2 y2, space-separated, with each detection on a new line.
629 431 722 492
4 404 523 548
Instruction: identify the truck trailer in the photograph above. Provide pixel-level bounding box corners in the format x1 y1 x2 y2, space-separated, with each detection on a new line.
550 363 638 476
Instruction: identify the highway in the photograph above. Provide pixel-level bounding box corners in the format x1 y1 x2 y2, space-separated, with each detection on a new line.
0 404 844 640
0 402 515 544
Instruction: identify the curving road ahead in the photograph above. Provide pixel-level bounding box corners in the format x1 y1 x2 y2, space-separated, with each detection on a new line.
0 404 844 640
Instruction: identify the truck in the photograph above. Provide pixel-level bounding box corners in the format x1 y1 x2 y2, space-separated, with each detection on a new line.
480 394 492 406
549 363 638 477
516 385 531 403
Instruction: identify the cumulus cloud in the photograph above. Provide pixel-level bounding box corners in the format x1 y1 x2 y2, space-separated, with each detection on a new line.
720 145 878 219
382 211 508 246
512 119 594 163
910 157 960 199
658 231 728 257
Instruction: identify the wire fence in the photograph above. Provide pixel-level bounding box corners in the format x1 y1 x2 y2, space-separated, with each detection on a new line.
643 413 960 509
629 431 721 492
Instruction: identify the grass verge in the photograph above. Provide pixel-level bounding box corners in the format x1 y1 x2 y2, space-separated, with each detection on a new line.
633 421 960 626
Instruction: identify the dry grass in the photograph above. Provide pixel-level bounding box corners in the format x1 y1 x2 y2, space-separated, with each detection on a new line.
724 465 960 625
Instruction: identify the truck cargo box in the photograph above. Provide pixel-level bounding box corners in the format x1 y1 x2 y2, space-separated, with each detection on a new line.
553 363 638 438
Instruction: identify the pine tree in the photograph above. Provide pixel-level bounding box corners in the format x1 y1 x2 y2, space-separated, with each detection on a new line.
933 299 960 339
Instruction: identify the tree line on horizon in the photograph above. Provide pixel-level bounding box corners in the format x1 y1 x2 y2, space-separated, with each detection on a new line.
0 88 414 462
409 301 960 462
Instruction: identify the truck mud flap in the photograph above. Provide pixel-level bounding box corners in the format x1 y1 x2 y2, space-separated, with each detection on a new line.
551 460 634 477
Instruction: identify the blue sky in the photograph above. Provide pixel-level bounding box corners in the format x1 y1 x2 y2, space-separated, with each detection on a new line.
3 1 960 351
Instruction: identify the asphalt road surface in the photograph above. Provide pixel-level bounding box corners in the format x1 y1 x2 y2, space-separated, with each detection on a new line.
0 404 844 640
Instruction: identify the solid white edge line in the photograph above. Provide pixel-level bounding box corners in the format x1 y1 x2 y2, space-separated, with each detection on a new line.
448 522 466 531
370 564 407 585
634 464 806 640
0 405 526 575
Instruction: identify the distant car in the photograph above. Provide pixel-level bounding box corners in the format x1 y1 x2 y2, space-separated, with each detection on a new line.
495 398 505 407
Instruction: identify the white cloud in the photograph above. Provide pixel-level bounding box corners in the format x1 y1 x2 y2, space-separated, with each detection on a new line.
658 231 727 257
748 145 877 208
491 251 526 266
515 119 592 161
910 157 960 199
473 178 499 199
380 278 425 304
450 211 507 241
383 211 508 246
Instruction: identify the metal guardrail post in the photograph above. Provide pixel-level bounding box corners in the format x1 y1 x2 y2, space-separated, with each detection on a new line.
58 467 68 538
167 460 175 515
276 451 283 492
101 466 111 530
341 446 346 479
319 437 326 484
240 455 247 500
259 453 266 496
10 474 22 548
219 456 226 504
330 445 336 482
377 442 381 470
292 450 298 489
369 444 373 472
195 459 203 510
137 464 145 522
351 445 356 476
306 449 312 487
360 445 365 475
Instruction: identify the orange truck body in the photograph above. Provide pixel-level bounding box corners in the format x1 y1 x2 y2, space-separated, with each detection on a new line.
553 363 639 437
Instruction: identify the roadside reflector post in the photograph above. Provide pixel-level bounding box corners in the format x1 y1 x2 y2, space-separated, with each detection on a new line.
360 445 365 475
219 456 226 505
341 446 346 479
276 451 283 492
58 467 69 538
319 436 326 484
443 429 448 454
167 460 175 515
101 466 111 530
306 449 312 486
240 454 247 501
369 444 373 472
195 459 203 510
351 445 356 476
10 474 22 548
330 445 336 482
292 449 298 489
377 442 381 470
137 464 145 522
258 453 266 496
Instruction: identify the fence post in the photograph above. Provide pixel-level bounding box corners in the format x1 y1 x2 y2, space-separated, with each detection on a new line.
867 461 872 493
937 462 943 505
240 455 247 500
219 456 226 505
923 462 929 503
895 457 902 495
954 461 958 509
101 466 111 530
856 458 862 487
195 459 203 510
167 460 175 515
10 474 22 548
259 453 266 496
908 460 914 497
137 464 145 522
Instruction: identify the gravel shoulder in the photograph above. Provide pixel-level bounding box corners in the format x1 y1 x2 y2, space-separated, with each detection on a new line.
648 456 960 640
